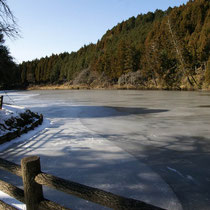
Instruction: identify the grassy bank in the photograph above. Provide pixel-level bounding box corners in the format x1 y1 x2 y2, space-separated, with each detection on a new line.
26 83 210 91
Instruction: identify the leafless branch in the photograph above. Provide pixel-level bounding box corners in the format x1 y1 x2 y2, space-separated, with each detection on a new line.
0 0 20 39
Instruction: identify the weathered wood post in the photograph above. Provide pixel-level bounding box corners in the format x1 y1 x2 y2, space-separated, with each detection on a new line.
39 114 43 125
21 156 44 210
0 96 3 109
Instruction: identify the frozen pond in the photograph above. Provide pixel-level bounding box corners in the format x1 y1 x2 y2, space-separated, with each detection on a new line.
1 89 210 209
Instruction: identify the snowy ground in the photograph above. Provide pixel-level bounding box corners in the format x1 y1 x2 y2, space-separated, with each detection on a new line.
0 103 41 139
0 115 49 210
0 104 50 209
0 104 25 136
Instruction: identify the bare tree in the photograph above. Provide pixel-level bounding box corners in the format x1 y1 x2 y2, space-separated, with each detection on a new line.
167 16 197 87
0 0 19 38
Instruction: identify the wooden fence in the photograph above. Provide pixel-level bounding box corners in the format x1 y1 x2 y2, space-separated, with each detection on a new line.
0 96 3 109
0 156 164 210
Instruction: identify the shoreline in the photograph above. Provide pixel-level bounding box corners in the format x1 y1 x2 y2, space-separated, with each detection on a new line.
0 105 43 146
26 84 210 91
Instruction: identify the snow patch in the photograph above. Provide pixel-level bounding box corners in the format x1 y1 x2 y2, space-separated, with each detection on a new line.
0 107 50 209
0 118 50 152
0 105 25 124
0 191 26 210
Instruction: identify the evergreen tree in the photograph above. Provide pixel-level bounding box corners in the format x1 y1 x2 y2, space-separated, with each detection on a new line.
18 0 210 90
0 33 19 88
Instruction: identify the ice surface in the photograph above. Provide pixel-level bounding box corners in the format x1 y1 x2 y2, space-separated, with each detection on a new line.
167 167 185 178
2 90 209 209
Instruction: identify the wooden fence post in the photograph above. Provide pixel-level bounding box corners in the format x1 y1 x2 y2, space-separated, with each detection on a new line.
39 114 43 125
0 96 3 109
21 156 44 210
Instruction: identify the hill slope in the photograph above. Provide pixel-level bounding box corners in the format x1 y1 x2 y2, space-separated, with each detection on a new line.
19 0 210 90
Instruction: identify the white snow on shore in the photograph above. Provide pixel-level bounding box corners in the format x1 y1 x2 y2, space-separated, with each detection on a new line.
0 118 50 152
0 104 50 209
0 191 26 210
0 105 26 136
0 118 50 209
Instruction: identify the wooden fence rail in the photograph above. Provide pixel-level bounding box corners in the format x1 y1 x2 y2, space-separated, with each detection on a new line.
0 200 18 210
0 156 164 210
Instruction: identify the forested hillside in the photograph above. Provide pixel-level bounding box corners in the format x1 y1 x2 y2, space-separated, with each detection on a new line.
0 33 20 89
19 0 210 90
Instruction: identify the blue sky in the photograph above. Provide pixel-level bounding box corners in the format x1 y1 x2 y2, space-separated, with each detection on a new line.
6 0 189 63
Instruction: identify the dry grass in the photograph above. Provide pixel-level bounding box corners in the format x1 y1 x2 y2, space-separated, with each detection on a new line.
27 83 210 91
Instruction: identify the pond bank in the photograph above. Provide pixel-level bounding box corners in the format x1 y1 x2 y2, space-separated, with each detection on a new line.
0 105 43 145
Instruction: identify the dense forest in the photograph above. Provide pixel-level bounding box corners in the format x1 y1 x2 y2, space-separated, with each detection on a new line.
0 0 20 89
0 33 20 89
3 0 210 90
